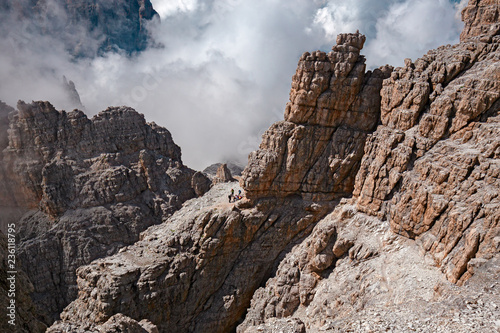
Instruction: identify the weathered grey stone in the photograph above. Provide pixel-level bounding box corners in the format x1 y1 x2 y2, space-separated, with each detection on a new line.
50 183 333 332
354 32 499 284
3 101 204 323
13 2 500 332
0 231 47 333
460 0 500 41
191 171 212 197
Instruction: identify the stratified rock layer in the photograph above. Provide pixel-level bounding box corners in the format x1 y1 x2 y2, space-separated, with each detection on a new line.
3 101 209 322
240 2 499 331
241 33 391 201
354 34 499 284
48 33 384 333
238 202 500 333
44 2 500 332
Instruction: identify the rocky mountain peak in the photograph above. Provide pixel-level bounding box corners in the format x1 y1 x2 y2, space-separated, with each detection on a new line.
241 32 391 201
213 163 235 184
3 1 499 332
1 100 211 322
335 31 366 50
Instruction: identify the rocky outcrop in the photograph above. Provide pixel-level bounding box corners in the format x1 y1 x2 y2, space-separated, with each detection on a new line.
238 202 500 333
191 171 212 197
234 1 500 331
239 2 499 331
1 0 158 56
212 163 235 184
38 2 500 332
460 0 500 41
241 32 391 201
2 101 209 322
46 32 391 333
48 313 158 333
62 76 83 110
203 162 244 179
354 32 499 284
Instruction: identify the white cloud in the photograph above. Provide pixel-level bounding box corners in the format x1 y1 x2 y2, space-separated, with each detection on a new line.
364 0 464 67
0 0 465 170
311 0 399 40
154 0 198 17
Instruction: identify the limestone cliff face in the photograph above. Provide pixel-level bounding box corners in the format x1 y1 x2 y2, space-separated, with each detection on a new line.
2 101 209 323
48 183 332 333
242 33 391 201
354 29 499 284
26 1 500 332
238 1 499 331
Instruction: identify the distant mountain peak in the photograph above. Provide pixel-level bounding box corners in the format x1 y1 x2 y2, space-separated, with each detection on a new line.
1 0 159 57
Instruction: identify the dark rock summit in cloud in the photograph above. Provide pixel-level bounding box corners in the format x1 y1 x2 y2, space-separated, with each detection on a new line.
1 0 159 57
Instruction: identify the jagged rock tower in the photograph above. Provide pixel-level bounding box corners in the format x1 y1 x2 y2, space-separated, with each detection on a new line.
243 33 391 201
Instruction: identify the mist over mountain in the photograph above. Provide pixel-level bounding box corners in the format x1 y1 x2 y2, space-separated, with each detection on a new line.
0 0 158 57
0 0 466 169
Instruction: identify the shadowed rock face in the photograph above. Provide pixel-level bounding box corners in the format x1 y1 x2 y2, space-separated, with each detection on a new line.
47 182 334 333
1 101 209 323
241 32 391 201
0 231 47 333
1 0 158 56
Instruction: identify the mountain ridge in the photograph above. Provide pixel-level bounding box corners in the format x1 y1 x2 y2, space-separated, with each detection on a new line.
0 0 498 332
